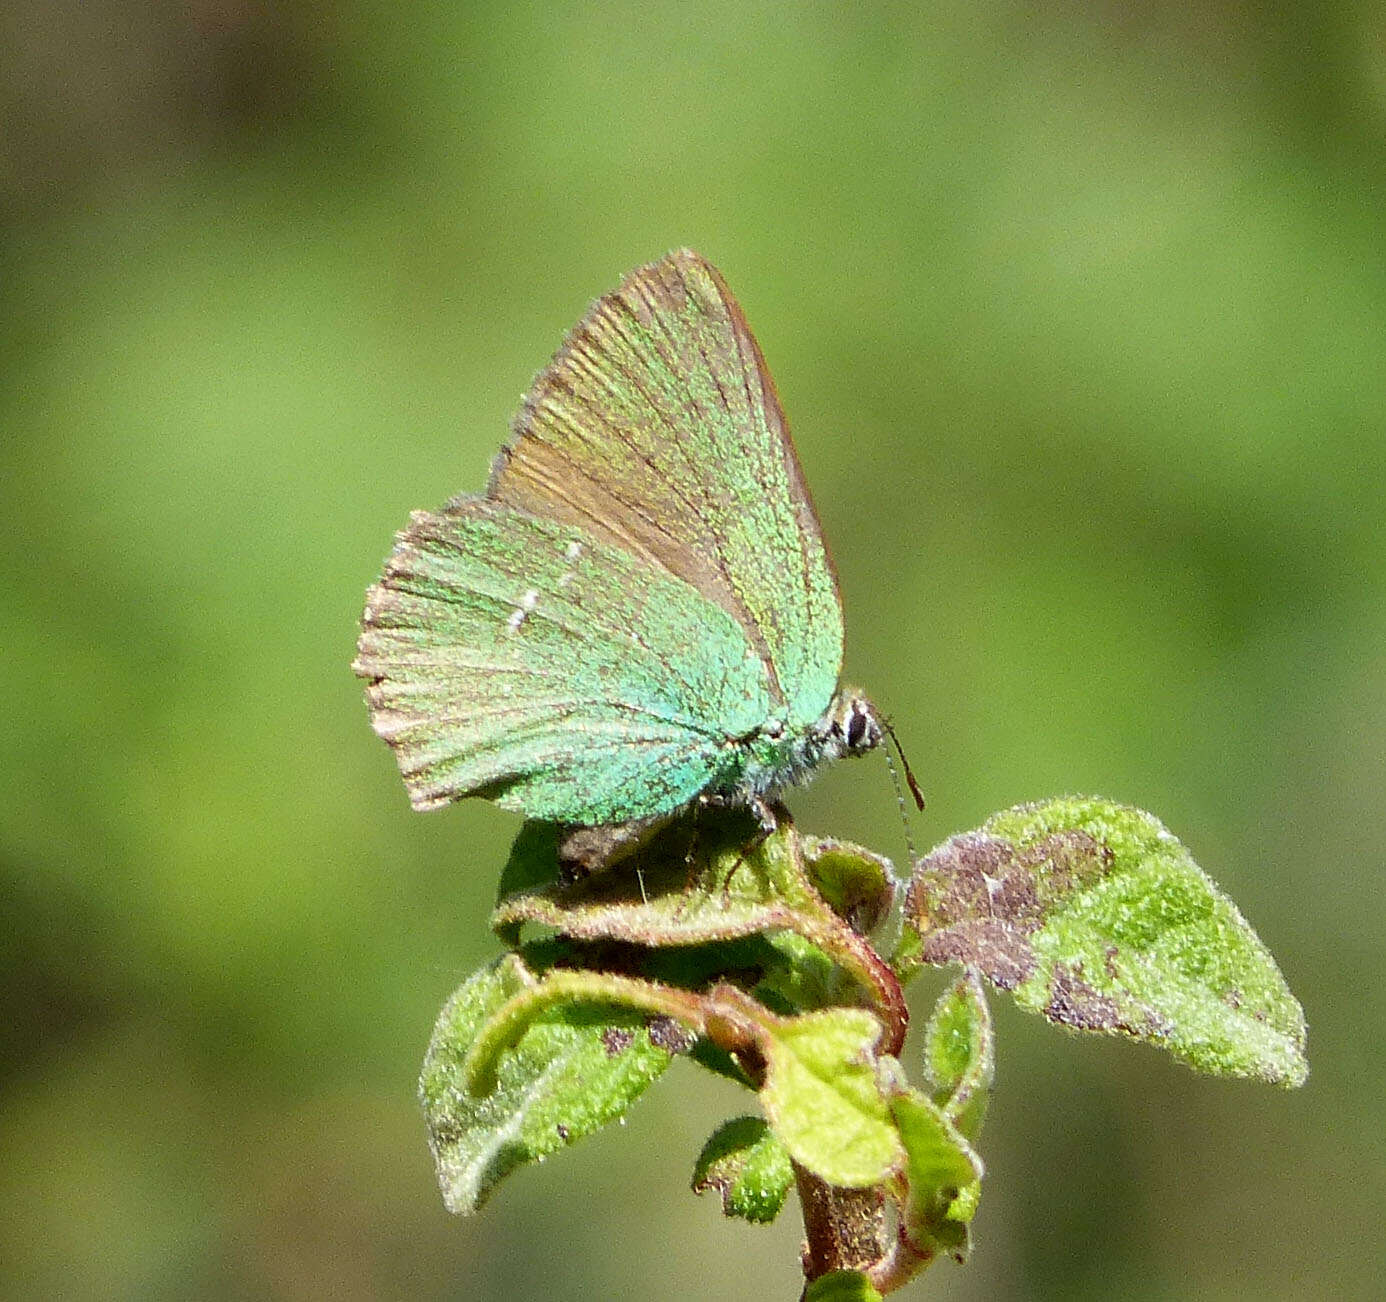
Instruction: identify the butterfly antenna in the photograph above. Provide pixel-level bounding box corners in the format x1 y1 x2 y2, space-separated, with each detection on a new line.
881 716 925 812
881 747 918 865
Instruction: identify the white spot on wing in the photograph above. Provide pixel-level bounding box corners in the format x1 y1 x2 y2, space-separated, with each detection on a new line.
506 588 540 633
557 539 583 589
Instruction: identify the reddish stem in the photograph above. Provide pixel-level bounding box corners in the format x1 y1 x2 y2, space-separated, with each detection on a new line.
794 1166 888 1293
790 909 909 1057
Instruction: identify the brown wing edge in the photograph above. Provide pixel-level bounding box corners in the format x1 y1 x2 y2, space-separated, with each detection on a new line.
689 249 843 611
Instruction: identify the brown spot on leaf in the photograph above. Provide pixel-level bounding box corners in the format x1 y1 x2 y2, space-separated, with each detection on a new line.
910 834 1046 930
909 827 1127 1006
1045 962 1123 1031
601 1027 635 1056
920 920 1038 990
430 1118 460 1148
647 1015 695 1055
1041 964 1170 1040
1020 830 1113 905
913 829 1115 937
692 1170 730 1198
908 835 1001 926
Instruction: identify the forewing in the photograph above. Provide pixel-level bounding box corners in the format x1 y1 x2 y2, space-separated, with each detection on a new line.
353 499 771 822
488 249 843 728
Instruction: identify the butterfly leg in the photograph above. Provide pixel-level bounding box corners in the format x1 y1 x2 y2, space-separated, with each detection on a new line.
672 798 719 912
670 795 734 912
684 794 784 907
748 795 780 843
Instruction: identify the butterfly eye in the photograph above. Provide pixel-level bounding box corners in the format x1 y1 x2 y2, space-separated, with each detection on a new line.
846 706 868 750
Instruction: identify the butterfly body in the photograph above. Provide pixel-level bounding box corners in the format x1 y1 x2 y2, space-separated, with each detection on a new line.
355 250 887 832
719 690 883 805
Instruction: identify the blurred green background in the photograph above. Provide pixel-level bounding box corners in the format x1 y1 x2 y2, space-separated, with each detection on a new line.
3 3 1381 1298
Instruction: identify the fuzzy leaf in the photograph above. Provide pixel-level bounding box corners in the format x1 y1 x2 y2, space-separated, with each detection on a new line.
494 811 828 949
751 929 853 1016
922 970 993 1141
804 1271 884 1302
691 1116 794 1224
801 835 898 934
904 797 1308 1086
492 821 568 944
419 955 683 1214
493 814 898 1030
758 1007 903 1187
890 1089 983 1262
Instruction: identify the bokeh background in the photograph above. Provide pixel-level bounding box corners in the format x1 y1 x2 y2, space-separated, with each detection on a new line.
3 3 1382 1299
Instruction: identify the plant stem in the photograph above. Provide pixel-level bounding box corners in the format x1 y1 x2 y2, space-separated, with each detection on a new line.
867 1227 935 1295
778 822 909 1056
794 1164 887 1293
792 910 909 1057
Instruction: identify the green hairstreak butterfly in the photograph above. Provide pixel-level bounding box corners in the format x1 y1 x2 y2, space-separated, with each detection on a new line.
354 250 916 849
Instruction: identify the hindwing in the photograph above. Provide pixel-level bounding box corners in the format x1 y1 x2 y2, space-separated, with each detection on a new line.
354 499 771 821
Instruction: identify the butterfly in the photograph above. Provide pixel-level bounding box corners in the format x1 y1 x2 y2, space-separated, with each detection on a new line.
353 250 917 859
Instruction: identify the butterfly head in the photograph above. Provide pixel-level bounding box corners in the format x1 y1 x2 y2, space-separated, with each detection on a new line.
822 689 926 812
825 689 883 759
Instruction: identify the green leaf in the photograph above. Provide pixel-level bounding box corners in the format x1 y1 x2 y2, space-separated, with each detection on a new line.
757 1007 903 1187
922 970 993 1141
493 814 903 1037
903 797 1308 1086
492 821 567 944
634 932 833 1018
803 1270 884 1302
890 1089 983 1262
419 955 684 1214
691 1116 794 1224
800 835 898 934
493 811 828 950
752 929 852 1016
462 968 703 1096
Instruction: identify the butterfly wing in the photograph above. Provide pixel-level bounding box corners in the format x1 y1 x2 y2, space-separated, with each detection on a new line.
353 499 773 821
488 249 844 731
